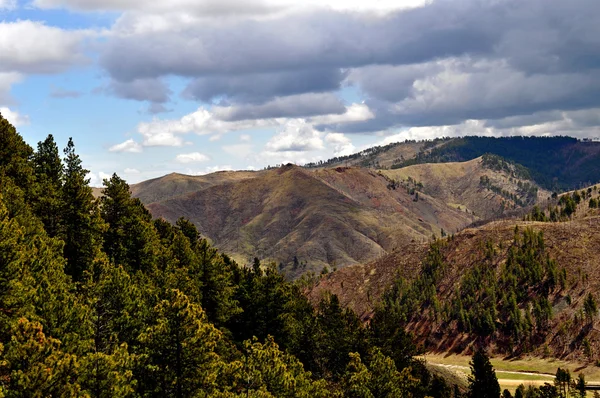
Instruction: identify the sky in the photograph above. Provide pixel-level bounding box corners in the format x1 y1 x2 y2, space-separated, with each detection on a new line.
1 0 600 186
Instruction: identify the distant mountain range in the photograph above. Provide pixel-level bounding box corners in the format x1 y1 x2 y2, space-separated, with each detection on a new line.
123 136 600 276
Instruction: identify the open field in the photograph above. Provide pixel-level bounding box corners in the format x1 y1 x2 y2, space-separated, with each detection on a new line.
422 353 600 393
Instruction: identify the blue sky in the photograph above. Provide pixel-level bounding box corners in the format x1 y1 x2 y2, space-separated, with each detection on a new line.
2 0 600 186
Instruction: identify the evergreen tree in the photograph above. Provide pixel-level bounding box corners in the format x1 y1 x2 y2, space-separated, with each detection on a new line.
230 336 329 398
101 173 159 273
342 349 419 398
62 138 104 280
0 318 81 396
0 114 35 198
468 349 500 398
32 134 64 237
575 374 586 398
554 368 571 398
584 293 597 323
138 289 225 398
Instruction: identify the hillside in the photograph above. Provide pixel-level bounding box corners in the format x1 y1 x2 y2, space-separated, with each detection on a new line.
132 155 552 277
382 156 551 219
391 136 600 190
310 194 600 361
304 139 450 169
130 170 261 204
144 164 475 276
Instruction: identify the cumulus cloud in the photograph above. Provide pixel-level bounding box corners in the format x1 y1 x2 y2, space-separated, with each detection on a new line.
265 120 323 152
89 0 600 140
0 20 87 74
109 139 143 153
100 4 491 82
325 132 356 156
0 107 29 126
0 0 16 10
195 164 234 175
0 72 23 104
128 102 367 147
175 152 210 163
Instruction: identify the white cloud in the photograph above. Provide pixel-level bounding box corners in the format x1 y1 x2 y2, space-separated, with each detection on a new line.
0 21 88 74
0 107 29 127
0 72 23 103
257 150 322 166
240 134 251 142
0 0 16 10
265 120 323 152
109 139 143 153
309 103 374 125
194 164 234 175
129 102 363 147
34 0 426 17
175 152 210 163
325 132 356 156
124 168 140 173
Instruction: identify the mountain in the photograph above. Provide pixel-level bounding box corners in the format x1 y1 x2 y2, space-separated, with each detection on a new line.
310 186 600 360
142 164 475 277
390 136 600 190
382 155 551 220
130 145 559 276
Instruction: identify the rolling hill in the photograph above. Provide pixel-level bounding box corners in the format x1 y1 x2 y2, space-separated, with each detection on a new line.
143 164 475 277
310 188 600 361
129 151 552 277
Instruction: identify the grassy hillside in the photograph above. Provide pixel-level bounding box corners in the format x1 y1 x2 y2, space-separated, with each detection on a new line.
146 164 475 277
130 170 260 204
382 156 551 220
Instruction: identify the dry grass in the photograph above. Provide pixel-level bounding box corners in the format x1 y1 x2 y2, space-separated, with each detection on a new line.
146 165 475 277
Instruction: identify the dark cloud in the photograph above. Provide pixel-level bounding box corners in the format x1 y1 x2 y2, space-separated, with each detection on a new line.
146 103 173 114
100 2 497 81
182 68 346 104
108 78 172 103
50 86 83 98
213 93 345 121
98 0 600 132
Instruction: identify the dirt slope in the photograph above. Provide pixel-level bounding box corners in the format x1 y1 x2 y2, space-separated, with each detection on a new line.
146 165 475 276
310 206 600 360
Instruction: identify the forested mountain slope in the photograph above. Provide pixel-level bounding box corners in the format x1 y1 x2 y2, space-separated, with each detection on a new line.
0 112 458 397
391 136 600 190
311 190 600 361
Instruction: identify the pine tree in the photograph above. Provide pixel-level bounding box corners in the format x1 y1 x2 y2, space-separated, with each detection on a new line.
138 289 225 398
231 336 329 398
0 114 35 197
101 173 159 273
584 293 597 323
575 373 586 398
32 134 64 237
62 138 104 280
468 349 500 398
0 318 81 396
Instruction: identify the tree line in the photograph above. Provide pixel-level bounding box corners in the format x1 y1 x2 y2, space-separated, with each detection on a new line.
0 114 468 396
